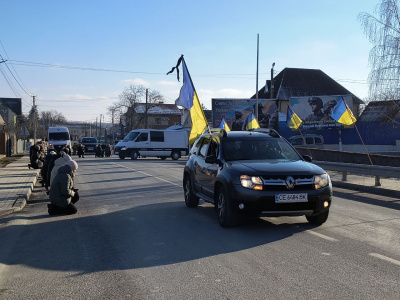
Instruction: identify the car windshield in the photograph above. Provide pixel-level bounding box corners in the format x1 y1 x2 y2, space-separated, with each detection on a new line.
82 138 97 143
222 138 301 161
123 131 139 141
49 132 69 140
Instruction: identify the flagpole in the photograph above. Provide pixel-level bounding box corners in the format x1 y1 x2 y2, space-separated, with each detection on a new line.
354 123 373 165
255 34 259 121
297 128 313 157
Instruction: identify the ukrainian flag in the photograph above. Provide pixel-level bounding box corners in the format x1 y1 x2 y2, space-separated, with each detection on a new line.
331 97 357 125
219 118 231 132
175 59 208 144
245 112 260 130
286 108 303 129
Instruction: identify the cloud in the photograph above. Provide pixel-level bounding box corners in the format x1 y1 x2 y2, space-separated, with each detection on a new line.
157 80 180 86
122 78 150 87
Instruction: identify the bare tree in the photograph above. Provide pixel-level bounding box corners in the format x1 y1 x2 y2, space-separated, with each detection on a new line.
108 84 166 132
359 0 400 99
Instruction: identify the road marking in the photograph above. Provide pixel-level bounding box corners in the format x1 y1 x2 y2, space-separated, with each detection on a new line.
370 253 400 266
306 230 339 242
113 163 182 187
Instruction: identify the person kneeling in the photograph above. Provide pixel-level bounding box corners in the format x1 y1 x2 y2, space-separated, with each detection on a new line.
48 160 79 215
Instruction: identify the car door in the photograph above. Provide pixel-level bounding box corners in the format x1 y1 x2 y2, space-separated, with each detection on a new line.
202 137 220 200
193 137 211 195
133 132 150 154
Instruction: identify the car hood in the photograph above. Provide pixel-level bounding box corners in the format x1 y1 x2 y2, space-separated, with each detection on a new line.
228 160 325 176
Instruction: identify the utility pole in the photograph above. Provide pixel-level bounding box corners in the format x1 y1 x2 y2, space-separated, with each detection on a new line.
99 114 102 142
32 96 37 143
145 89 148 128
112 109 115 144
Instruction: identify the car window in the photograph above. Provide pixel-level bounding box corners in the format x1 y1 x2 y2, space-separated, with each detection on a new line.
135 132 148 142
150 131 164 142
315 137 323 144
291 138 303 146
124 131 139 141
198 138 210 158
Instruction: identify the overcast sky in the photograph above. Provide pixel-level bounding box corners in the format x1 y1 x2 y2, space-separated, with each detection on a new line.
0 0 378 123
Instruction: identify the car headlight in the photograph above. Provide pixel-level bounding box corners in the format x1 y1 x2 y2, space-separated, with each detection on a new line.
240 175 263 190
121 146 127 151
314 173 330 190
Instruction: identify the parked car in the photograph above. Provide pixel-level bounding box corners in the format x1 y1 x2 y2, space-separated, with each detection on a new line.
183 129 332 227
288 134 324 146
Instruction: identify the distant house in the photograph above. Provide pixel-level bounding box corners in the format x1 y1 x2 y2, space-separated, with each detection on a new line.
123 103 182 131
252 68 364 116
0 98 22 155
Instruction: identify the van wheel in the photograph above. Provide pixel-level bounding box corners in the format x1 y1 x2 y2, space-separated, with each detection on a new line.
130 151 139 160
171 151 180 160
119 155 125 160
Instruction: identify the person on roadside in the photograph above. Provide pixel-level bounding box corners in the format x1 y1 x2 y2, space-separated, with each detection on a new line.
48 160 79 215
28 145 44 169
40 150 56 190
49 148 72 187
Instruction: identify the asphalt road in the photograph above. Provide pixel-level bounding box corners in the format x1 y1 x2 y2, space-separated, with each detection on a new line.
0 156 399 300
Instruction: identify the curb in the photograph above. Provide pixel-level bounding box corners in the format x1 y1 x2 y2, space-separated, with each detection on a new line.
332 180 400 199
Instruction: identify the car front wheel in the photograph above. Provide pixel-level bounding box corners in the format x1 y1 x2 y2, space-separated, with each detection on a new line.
130 151 139 160
183 175 199 207
306 209 329 225
217 186 238 227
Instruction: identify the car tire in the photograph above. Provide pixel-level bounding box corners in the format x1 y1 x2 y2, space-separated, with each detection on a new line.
183 175 199 208
171 151 180 160
119 155 125 160
306 209 329 225
217 186 238 227
130 151 139 160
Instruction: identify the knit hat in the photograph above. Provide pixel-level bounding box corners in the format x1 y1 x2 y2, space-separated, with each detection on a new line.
67 160 78 171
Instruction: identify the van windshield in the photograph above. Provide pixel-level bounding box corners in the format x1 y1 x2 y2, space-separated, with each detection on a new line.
123 131 139 141
49 132 70 140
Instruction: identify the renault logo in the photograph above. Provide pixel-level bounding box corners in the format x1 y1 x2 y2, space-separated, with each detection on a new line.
285 176 295 190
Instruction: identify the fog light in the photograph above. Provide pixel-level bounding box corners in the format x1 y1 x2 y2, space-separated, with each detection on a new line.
323 201 329 208
238 203 245 210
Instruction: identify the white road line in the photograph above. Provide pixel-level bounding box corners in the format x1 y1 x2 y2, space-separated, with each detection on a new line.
306 230 339 242
370 253 400 266
113 163 182 187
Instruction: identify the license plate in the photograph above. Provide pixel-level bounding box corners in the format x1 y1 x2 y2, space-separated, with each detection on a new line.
87 147 94 151
275 193 308 203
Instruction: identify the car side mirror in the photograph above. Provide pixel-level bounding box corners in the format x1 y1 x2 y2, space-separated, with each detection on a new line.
303 155 312 162
205 155 221 165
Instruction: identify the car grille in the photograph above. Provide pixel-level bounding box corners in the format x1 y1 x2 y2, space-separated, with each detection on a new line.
261 175 315 191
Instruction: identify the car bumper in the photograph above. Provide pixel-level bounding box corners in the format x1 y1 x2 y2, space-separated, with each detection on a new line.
228 183 332 215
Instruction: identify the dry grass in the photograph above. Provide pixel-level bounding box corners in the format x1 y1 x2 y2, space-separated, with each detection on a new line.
0 154 24 168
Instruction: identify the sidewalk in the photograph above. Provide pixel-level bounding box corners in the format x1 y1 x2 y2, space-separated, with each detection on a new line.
0 154 398 218
0 153 40 217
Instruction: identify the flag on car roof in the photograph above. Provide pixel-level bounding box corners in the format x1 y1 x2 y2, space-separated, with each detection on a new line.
219 118 231 132
331 97 357 125
286 107 303 129
245 112 260 130
168 56 208 144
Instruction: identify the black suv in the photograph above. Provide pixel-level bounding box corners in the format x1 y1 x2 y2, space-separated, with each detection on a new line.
80 137 98 153
183 129 332 227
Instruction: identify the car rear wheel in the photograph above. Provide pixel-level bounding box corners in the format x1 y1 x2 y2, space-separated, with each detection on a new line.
130 151 139 160
183 175 199 207
217 186 238 227
306 209 329 225
171 151 180 160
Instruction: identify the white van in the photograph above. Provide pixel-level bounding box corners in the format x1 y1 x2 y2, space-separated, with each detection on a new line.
48 127 71 152
114 129 189 160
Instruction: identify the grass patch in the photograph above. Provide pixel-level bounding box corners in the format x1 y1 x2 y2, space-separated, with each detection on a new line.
0 154 24 168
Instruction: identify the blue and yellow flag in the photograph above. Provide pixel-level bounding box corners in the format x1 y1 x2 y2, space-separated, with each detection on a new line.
331 97 356 125
173 58 208 144
286 108 303 129
245 112 260 130
219 118 231 132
